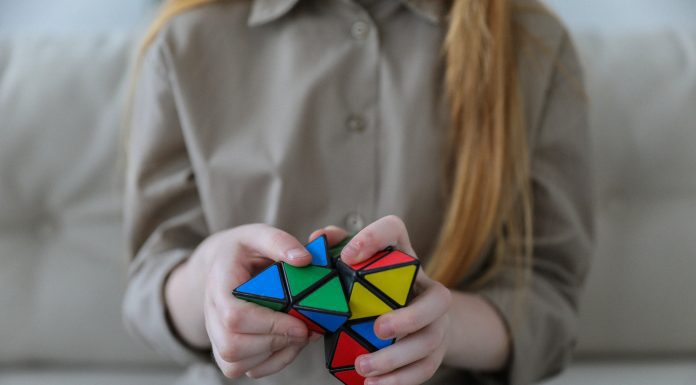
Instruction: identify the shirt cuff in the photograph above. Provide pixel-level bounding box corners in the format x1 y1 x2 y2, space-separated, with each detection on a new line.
472 275 574 385
123 248 212 366
473 286 518 384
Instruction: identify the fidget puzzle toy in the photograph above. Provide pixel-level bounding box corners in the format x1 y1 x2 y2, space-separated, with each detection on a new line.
233 234 420 385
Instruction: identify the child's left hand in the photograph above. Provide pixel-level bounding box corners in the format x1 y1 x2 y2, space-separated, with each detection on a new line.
309 215 452 385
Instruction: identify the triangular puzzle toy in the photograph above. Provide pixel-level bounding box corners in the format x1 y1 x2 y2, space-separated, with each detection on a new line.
232 233 420 385
233 235 350 334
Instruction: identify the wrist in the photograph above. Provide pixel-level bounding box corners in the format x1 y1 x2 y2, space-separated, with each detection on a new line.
164 251 211 349
443 291 510 371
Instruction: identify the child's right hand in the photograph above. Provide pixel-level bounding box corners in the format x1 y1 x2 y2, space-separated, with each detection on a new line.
188 224 319 379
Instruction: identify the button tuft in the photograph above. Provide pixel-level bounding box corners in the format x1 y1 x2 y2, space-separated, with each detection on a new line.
350 20 370 40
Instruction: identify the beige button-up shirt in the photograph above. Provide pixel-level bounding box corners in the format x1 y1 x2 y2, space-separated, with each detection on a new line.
123 0 593 384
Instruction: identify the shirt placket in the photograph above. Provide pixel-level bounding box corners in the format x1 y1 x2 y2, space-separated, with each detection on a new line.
340 1 381 234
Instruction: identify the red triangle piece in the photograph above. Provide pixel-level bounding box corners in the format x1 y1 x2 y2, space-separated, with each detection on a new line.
331 331 369 368
363 250 415 271
288 309 324 334
334 368 365 385
350 249 391 271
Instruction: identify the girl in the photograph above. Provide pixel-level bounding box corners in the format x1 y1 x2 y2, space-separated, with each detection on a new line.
123 0 593 384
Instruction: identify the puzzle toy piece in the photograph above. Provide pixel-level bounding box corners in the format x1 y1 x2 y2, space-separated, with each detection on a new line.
232 232 420 384
326 246 419 384
233 235 350 334
324 317 397 385
336 246 419 321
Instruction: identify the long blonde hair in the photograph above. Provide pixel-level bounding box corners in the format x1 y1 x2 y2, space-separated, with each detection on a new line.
133 0 533 289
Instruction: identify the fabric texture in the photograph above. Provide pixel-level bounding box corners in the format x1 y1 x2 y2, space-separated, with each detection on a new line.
123 0 593 384
0 34 169 366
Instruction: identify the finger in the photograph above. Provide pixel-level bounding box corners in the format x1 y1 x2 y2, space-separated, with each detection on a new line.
308 225 348 246
234 223 312 266
213 344 272 379
309 331 323 343
215 297 309 337
340 215 416 265
209 325 305 362
245 340 307 379
362 351 444 385
206 301 306 362
355 318 446 377
374 277 451 339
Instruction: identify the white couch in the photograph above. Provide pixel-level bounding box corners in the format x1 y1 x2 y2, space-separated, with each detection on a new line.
1 2 695 384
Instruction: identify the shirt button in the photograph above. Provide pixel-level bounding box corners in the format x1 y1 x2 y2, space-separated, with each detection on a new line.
345 212 365 233
346 115 366 133
350 20 370 40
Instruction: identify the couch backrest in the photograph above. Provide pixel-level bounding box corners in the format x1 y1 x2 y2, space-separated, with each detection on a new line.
0 34 168 365
572 28 696 355
0 17 694 366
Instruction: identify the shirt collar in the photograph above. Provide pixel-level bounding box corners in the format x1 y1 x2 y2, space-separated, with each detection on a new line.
248 0 447 27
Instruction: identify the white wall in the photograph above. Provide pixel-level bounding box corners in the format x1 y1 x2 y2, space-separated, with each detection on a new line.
543 0 696 31
0 0 158 33
1 0 695 34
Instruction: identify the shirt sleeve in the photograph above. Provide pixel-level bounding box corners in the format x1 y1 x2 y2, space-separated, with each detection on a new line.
122 36 212 365
472 32 594 385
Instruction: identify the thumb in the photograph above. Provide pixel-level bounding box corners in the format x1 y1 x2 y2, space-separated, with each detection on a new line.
234 224 312 267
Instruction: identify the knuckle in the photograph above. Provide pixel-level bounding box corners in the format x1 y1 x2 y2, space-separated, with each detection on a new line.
422 358 438 377
280 351 295 368
379 354 396 372
423 333 441 353
385 375 401 385
218 335 243 361
384 214 405 228
399 312 419 332
270 230 293 250
267 315 280 335
434 324 446 345
218 345 239 363
435 282 452 304
357 228 378 251
221 364 245 379
223 309 244 332
271 334 290 351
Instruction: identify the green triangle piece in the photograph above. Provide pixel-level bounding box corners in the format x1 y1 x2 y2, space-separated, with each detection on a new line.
298 276 348 313
283 263 332 297
237 295 285 311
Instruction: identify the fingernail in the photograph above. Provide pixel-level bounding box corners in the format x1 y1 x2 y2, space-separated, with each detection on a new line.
377 321 394 339
365 378 380 385
286 247 310 261
357 356 373 375
288 327 307 338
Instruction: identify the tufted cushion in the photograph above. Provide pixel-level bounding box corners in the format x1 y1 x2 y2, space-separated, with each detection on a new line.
573 29 696 355
0 34 168 365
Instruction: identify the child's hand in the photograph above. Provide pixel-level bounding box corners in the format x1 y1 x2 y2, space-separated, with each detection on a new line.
310 216 452 385
192 224 320 379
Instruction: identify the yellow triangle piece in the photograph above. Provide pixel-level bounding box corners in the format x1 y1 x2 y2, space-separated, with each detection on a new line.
365 265 417 306
348 282 392 320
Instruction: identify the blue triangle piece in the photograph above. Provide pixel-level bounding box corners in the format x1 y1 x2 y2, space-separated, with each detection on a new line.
298 309 347 333
306 235 329 267
235 264 286 300
350 320 393 350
